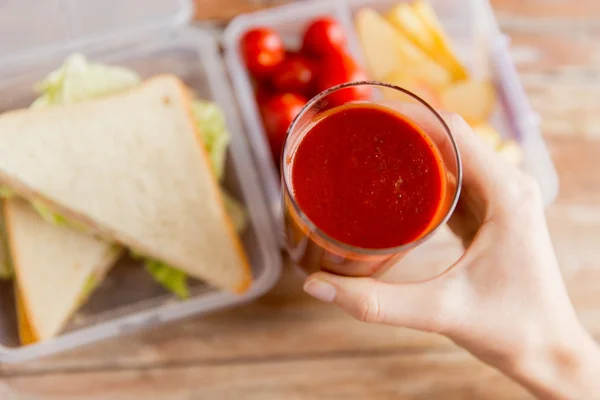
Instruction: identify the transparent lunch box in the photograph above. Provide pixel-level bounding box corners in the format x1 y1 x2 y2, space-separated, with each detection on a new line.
0 0 282 363
224 0 560 240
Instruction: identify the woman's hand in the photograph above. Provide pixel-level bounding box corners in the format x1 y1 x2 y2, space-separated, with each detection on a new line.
302 112 600 399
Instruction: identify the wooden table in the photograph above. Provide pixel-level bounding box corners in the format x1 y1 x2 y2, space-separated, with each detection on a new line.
2 0 599 398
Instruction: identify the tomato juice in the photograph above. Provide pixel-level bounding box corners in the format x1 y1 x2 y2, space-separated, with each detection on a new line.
283 100 454 276
292 103 445 249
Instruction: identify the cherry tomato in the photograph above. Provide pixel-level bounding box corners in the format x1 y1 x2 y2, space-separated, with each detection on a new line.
271 53 316 95
260 93 307 163
241 28 285 79
302 17 347 58
254 85 273 105
316 52 371 105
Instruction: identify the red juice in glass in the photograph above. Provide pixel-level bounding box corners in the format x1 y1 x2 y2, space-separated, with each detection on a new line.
282 82 461 277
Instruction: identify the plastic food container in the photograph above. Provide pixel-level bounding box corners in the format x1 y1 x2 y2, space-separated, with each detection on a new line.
0 0 282 363
224 0 560 240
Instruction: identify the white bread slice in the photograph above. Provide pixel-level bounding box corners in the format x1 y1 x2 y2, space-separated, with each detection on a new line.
5 199 122 343
0 75 252 293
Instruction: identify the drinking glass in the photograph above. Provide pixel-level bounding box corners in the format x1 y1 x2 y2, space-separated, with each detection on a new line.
281 81 462 277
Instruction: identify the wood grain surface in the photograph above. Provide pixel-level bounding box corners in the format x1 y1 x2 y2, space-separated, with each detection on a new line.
2 0 600 399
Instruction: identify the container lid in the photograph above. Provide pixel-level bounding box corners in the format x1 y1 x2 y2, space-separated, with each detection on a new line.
0 0 193 64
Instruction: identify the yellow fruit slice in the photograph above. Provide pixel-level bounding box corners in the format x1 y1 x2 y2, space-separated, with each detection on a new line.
396 0 469 81
472 123 502 150
440 79 496 125
384 72 443 108
497 139 523 165
355 7 451 87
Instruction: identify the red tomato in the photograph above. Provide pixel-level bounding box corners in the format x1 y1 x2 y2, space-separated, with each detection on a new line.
302 17 347 58
254 85 273 105
271 54 316 95
241 28 285 79
260 93 307 163
316 52 371 105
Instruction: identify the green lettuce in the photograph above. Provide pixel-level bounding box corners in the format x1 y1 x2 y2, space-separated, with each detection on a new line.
0 264 12 279
1 186 77 229
144 260 189 300
0 186 16 199
0 228 12 279
222 190 247 233
30 200 92 234
31 53 141 108
29 54 247 298
0 254 13 279
0 186 15 278
77 276 98 305
190 100 231 180
30 200 70 227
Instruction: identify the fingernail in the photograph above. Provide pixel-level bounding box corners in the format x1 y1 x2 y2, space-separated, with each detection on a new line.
303 279 336 303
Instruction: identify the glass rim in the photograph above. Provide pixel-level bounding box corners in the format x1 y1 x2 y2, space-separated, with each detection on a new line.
281 80 463 256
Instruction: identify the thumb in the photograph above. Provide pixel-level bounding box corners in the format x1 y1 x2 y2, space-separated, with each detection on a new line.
304 272 448 331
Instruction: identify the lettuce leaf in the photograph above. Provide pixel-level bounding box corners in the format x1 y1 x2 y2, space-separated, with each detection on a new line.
130 250 188 299
31 53 141 108
0 261 13 279
0 187 15 278
1 186 79 229
190 100 231 181
144 260 189 300
29 54 247 298
0 234 12 280
222 190 247 233
30 200 70 227
77 276 98 305
0 186 16 199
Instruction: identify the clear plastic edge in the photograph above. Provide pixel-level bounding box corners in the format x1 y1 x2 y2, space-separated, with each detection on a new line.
474 0 558 205
0 0 194 72
0 283 278 363
223 20 284 242
0 27 282 364
491 34 559 206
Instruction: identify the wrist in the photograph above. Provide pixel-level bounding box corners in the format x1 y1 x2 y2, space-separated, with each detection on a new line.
507 324 600 400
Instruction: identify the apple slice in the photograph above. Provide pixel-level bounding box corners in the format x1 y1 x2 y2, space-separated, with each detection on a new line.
440 79 496 125
473 123 523 165
354 8 451 87
384 72 443 108
394 0 468 81
472 123 502 150
497 139 523 165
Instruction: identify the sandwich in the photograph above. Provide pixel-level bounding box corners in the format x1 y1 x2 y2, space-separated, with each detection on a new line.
6 199 122 343
0 55 251 342
0 61 252 292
